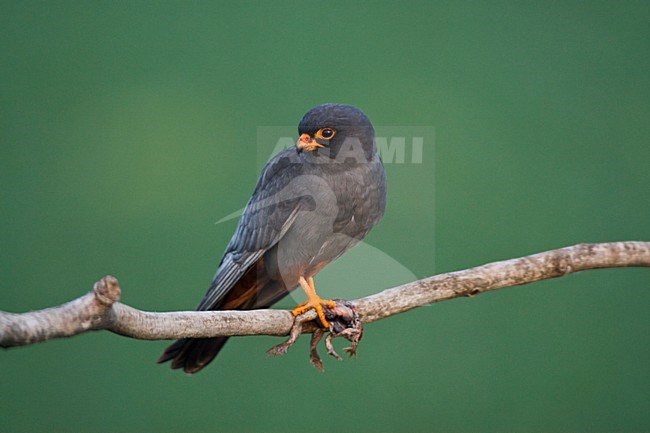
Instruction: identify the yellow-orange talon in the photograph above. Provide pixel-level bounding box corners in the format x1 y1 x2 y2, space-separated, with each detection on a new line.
291 300 334 327
292 276 336 327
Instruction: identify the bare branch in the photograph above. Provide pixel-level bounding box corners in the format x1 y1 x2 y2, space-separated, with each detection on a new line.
2 241 649 348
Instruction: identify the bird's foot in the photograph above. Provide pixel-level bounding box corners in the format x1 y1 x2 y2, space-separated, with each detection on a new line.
291 297 337 328
292 276 336 327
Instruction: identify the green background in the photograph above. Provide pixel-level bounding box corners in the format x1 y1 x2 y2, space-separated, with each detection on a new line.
2 1 649 432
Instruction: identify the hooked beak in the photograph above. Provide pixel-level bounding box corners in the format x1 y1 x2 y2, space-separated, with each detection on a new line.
296 133 324 153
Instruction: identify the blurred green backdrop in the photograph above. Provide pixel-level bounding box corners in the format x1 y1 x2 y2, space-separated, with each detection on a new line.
2 1 649 432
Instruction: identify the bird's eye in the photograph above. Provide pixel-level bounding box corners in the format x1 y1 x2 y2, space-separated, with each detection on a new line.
316 128 336 140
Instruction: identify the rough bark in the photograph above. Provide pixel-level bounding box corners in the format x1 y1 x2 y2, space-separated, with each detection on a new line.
1 241 649 348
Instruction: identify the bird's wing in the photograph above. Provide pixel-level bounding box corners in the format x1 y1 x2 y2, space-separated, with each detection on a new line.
196 148 308 311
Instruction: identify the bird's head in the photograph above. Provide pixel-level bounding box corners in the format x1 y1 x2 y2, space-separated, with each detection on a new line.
296 104 376 162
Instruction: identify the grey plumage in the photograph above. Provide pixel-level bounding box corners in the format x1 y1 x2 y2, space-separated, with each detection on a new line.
158 104 386 373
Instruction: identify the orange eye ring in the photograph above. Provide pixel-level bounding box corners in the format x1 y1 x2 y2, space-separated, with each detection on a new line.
314 128 336 140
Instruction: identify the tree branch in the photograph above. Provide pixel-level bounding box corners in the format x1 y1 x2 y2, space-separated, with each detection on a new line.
2 241 649 348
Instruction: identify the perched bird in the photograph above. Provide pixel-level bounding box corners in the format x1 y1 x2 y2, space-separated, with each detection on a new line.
157 103 386 373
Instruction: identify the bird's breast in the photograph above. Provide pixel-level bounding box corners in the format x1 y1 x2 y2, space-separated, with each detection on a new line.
271 157 386 278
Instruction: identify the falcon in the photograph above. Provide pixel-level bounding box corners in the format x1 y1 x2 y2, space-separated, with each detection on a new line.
158 103 386 373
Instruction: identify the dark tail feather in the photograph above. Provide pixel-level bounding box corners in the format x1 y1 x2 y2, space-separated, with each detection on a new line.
156 275 287 374
157 337 229 374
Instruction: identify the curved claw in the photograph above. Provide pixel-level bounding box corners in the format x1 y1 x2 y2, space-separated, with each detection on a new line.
292 276 336 327
292 299 336 327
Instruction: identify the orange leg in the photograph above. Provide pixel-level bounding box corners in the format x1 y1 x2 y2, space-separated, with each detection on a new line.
292 276 337 327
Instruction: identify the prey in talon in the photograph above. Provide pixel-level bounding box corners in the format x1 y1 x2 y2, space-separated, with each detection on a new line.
158 104 386 373
310 300 364 370
268 299 364 371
